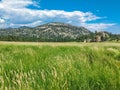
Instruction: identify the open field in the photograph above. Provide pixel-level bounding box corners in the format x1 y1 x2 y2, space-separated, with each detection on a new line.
0 42 120 90
0 41 120 46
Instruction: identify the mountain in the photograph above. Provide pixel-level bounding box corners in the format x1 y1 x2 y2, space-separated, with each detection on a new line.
0 22 93 42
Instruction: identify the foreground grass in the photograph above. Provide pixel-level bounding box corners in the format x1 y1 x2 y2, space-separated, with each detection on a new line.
0 43 120 90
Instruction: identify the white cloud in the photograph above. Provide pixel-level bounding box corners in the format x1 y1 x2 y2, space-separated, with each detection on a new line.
81 23 115 32
0 0 115 32
0 18 5 23
9 20 42 27
0 0 34 8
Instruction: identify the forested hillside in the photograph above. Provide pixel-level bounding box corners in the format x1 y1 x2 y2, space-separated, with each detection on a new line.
0 22 119 42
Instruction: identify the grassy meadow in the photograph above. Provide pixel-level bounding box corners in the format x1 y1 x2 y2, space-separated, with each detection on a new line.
0 42 120 90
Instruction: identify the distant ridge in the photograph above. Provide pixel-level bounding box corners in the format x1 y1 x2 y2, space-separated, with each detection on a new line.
0 22 92 42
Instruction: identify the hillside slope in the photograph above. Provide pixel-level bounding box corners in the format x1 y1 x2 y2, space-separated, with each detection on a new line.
0 22 92 41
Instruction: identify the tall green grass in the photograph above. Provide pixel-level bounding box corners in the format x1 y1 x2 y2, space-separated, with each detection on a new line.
0 44 120 90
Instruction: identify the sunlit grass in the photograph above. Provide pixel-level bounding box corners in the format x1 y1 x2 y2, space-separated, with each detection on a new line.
0 42 120 90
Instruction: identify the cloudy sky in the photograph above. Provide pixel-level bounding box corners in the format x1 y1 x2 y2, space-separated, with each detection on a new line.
0 0 120 33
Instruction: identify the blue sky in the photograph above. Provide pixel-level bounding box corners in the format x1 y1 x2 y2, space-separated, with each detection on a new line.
0 0 120 33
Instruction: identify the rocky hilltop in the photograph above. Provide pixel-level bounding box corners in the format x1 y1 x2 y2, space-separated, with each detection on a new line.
0 22 92 42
